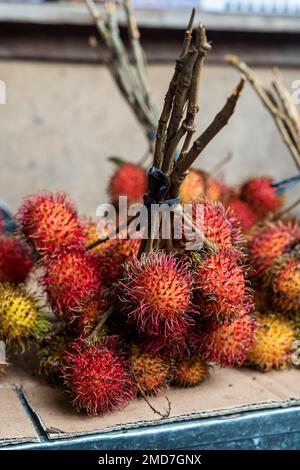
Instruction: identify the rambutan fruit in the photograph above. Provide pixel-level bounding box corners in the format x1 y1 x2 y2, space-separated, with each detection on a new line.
180 169 229 204
0 235 33 284
95 237 141 285
62 336 135 416
270 255 300 314
241 177 283 217
194 250 251 323
144 327 190 360
247 221 300 279
195 311 256 367
247 313 296 371
108 163 147 205
130 344 172 395
173 355 209 387
17 191 85 256
226 198 258 232
0 283 49 347
120 251 196 337
83 218 111 255
41 249 102 318
76 290 112 337
38 329 72 379
186 199 244 259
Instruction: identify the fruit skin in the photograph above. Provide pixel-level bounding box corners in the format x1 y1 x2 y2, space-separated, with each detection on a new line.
120 251 196 337
76 289 112 337
226 198 258 232
108 163 147 205
186 199 244 259
241 177 283 217
247 313 296 371
173 355 209 387
144 327 190 360
130 344 172 395
95 238 141 286
0 235 33 284
41 249 102 318
194 311 256 367
17 191 85 256
0 283 49 347
270 255 300 314
194 250 251 323
62 336 135 416
38 329 72 380
179 169 229 204
247 221 300 279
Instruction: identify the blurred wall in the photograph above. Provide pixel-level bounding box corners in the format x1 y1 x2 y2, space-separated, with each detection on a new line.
0 60 299 216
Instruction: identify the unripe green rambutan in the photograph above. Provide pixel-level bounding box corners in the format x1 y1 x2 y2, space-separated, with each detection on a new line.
17 191 85 256
226 198 258 232
247 313 296 371
194 250 251 323
108 163 147 205
247 221 300 279
0 235 33 284
41 249 102 319
270 255 300 314
120 251 196 337
194 310 256 367
173 355 209 387
241 177 283 217
130 344 173 395
62 336 135 416
0 283 49 347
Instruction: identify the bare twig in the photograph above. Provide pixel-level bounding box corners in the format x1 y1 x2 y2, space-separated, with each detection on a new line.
86 214 139 251
87 305 114 343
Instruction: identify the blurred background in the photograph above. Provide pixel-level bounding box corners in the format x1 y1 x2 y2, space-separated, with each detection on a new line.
0 0 299 215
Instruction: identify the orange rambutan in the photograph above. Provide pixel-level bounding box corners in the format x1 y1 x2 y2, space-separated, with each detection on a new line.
17 191 85 256
130 344 172 395
270 255 300 314
108 163 147 205
62 336 135 416
247 221 300 279
194 310 256 367
180 169 229 204
0 235 33 284
247 313 296 371
41 249 102 318
120 251 196 337
226 198 258 232
173 355 209 387
76 290 112 337
241 177 283 217
194 250 251 323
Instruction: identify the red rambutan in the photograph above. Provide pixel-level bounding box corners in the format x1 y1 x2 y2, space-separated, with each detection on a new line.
247 221 300 279
108 163 147 205
270 255 300 314
194 250 251 323
76 290 112 337
144 326 190 360
120 251 196 337
95 237 141 285
226 198 258 232
241 177 283 217
17 191 85 255
62 336 135 416
0 235 33 284
41 249 102 318
195 311 256 367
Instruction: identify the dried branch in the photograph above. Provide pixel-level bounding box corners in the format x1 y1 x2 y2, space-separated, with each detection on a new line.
87 305 114 343
172 78 245 193
153 8 196 170
226 54 300 171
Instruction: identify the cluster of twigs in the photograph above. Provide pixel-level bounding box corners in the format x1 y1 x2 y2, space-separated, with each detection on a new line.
86 0 157 150
87 10 244 256
227 55 300 216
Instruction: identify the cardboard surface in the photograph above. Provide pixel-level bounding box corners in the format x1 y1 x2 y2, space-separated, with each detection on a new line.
0 385 39 447
2 366 298 441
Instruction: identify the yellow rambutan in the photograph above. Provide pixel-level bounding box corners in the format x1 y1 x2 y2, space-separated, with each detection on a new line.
173 355 209 387
270 255 300 314
247 313 296 371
